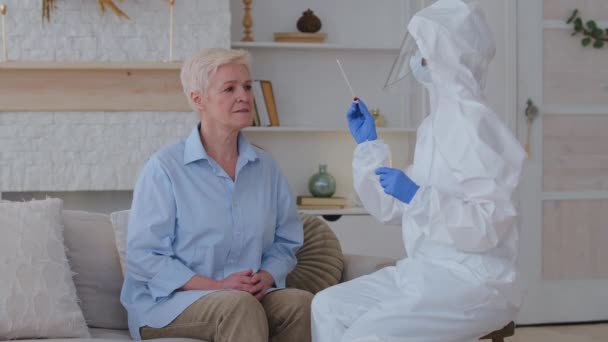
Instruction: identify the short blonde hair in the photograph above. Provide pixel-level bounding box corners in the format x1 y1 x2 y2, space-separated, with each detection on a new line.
180 48 252 111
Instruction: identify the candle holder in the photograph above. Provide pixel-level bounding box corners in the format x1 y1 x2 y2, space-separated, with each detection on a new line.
241 0 253 42
1 3 6 62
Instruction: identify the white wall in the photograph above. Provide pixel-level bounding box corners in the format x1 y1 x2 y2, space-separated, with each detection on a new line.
0 0 229 194
4 0 229 62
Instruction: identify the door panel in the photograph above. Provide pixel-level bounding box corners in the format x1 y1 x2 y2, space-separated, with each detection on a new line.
517 0 608 324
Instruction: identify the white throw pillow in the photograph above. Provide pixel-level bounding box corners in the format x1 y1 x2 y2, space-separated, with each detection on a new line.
62 210 128 329
110 210 130 275
0 198 90 339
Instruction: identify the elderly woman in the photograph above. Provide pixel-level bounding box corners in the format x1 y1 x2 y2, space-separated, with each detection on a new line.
120 48 311 342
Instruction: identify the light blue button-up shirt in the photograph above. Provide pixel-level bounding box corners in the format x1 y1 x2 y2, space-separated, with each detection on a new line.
120 125 303 340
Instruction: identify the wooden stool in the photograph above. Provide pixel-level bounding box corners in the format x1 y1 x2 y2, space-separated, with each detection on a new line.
480 321 515 342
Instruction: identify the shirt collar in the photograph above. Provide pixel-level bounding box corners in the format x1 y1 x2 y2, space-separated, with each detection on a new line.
183 124 259 165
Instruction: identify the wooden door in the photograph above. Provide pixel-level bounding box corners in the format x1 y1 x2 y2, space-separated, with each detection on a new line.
517 0 608 324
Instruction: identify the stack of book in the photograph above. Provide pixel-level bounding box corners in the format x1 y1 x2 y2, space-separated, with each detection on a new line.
251 80 280 127
296 196 348 210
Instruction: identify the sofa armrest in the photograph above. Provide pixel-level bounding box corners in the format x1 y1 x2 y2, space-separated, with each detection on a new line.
342 254 398 282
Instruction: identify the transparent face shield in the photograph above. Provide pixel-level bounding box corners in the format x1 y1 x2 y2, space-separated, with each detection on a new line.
383 33 419 91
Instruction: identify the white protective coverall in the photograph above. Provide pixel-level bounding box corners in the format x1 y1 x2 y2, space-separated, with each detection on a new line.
311 1 526 341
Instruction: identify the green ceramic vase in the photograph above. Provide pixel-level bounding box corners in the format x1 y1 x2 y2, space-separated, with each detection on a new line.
308 164 336 198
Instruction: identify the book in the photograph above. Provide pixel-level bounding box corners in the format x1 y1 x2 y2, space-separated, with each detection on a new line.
274 32 327 43
259 80 280 126
252 81 270 126
297 196 348 206
297 204 345 210
251 101 260 126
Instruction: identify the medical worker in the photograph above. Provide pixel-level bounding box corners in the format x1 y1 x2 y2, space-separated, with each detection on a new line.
311 0 526 341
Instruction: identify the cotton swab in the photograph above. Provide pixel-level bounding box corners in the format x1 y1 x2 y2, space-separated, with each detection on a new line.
336 59 358 102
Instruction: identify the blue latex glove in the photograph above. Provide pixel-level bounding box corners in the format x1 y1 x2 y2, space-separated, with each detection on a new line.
346 98 377 144
375 167 419 204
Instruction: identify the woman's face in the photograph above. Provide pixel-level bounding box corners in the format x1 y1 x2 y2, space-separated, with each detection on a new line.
197 63 253 131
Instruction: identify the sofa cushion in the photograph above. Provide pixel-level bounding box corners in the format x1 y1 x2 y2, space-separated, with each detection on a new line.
63 210 128 330
11 328 203 342
109 210 129 275
0 199 90 339
286 214 344 294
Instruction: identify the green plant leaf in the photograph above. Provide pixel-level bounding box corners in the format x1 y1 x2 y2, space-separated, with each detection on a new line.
566 9 605 49
582 37 592 46
593 28 603 38
566 9 578 24
574 18 583 32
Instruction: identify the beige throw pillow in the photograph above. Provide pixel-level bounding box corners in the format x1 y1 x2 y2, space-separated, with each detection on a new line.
62 210 128 329
0 198 90 339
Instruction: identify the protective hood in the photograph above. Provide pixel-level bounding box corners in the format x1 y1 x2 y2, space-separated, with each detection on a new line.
408 0 495 96
409 0 525 200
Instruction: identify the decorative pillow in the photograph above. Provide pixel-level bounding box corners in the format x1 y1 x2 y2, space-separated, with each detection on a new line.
110 209 130 275
287 213 344 294
0 198 90 339
62 210 128 329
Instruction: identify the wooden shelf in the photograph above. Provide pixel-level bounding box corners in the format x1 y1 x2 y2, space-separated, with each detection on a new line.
0 61 182 70
232 41 398 51
0 61 189 112
243 126 416 133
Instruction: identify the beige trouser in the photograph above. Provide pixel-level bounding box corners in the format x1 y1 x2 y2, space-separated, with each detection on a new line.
141 288 313 342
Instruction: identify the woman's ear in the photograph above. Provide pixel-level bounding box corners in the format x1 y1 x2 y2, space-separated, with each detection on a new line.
191 91 205 112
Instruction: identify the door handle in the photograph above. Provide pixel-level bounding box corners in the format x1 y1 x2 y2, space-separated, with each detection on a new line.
525 99 539 158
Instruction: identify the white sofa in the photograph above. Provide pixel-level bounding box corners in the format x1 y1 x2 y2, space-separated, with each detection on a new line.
3 209 395 342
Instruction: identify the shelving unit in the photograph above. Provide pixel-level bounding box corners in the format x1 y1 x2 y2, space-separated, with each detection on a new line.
230 0 423 227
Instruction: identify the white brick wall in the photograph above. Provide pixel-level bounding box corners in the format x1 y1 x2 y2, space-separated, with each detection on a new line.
0 0 230 191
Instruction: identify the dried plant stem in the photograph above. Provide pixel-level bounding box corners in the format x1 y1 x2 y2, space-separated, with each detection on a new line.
98 0 130 20
42 0 56 22
42 0 129 22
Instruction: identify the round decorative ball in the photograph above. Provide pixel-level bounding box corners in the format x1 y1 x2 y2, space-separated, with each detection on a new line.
297 9 322 33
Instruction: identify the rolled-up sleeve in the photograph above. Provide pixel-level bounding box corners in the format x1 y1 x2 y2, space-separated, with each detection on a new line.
261 172 303 288
126 157 195 301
